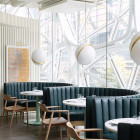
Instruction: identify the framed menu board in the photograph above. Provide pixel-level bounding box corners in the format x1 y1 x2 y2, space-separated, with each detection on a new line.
6 45 30 82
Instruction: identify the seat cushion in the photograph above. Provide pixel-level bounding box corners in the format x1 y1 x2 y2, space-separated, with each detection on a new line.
18 100 36 107
61 110 84 121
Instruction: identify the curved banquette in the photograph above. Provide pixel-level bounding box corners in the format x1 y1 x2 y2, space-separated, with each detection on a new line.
4 82 73 107
86 97 140 140
42 87 139 125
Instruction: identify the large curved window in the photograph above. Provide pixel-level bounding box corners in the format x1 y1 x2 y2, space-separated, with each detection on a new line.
40 0 139 91
1 0 140 91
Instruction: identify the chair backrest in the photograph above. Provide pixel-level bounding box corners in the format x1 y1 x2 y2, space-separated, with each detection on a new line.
43 87 138 110
4 82 73 99
66 122 81 140
38 102 49 112
3 94 13 101
86 97 140 138
38 102 50 120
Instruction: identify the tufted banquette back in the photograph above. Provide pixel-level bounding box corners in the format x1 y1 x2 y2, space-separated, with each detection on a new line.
118 123 140 140
43 86 138 108
42 87 139 124
4 82 73 100
43 86 139 116
86 97 140 139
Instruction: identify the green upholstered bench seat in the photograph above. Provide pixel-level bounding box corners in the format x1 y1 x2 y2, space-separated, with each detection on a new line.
61 110 84 121
43 87 138 123
118 123 140 140
86 97 140 140
4 82 73 107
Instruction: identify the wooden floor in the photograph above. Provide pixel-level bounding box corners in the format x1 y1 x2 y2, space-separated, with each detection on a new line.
0 114 68 140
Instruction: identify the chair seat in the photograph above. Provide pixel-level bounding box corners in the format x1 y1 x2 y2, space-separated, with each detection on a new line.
43 117 67 125
5 105 26 111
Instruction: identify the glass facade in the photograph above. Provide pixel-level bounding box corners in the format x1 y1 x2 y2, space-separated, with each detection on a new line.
1 0 140 90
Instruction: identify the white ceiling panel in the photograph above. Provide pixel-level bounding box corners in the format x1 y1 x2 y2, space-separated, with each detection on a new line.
0 0 104 12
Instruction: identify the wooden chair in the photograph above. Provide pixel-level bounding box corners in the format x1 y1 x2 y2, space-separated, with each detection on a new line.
38 102 70 140
66 122 111 140
2 94 28 128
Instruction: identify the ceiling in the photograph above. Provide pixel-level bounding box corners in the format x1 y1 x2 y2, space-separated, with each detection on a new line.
0 0 104 12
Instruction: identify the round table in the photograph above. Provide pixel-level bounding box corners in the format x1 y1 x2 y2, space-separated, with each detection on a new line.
63 98 86 127
105 118 140 133
20 90 43 125
63 98 86 107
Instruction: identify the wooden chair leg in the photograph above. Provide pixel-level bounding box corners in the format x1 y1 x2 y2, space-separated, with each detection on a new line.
99 130 103 139
26 111 29 127
45 112 54 140
45 124 47 130
2 108 6 124
6 111 8 120
60 126 62 140
38 123 44 140
9 110 15 128
23 112 24 120
22 112 24 120
66 126 70 140
20 112 22 122
45 122 52 140
16 112 18 123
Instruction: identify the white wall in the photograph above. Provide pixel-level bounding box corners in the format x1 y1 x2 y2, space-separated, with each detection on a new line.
0 12 40 116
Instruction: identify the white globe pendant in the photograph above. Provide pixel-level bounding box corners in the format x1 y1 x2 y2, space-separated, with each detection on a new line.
31 48 47 65
130 32 140 65
76 43 95 65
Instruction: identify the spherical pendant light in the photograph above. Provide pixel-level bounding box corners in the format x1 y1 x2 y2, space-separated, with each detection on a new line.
76 43 95 65
130 32 140 65
31 48 47 65
75 1 95 65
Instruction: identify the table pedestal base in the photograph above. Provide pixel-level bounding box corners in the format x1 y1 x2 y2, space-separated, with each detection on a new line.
24 96 42 125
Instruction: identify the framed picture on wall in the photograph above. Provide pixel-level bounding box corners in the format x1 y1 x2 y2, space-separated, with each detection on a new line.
6 45 30 82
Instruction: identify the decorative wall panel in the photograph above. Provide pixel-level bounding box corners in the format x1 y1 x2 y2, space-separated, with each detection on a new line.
6 45 30 82
0 12 40 116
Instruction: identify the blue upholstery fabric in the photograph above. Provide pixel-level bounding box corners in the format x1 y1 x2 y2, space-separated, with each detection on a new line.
43 87 85 121
118 123 140 140
86 97 140 140
4 82 73 107
43 87 138 122
118 123 132 140
17 100 36 107
104 133 117 140
61 110 84 121
132 124 140 140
